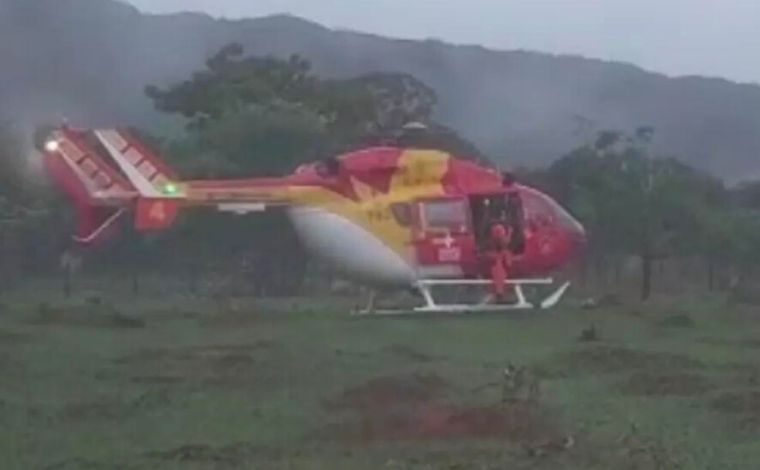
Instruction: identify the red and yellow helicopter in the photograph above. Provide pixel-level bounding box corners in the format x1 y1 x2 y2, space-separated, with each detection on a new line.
42 124 585 313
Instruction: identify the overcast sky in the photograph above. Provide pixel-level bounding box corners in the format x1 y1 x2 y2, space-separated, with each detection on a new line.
124 0 760 84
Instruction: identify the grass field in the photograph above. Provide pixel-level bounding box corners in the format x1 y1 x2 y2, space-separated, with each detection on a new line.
2 280 760 469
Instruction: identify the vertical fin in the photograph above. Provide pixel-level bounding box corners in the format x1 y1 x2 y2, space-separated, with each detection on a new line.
43 127 135 244
47 127 134 202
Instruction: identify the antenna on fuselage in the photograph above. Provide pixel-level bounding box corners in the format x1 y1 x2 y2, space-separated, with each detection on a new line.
395 121 431 149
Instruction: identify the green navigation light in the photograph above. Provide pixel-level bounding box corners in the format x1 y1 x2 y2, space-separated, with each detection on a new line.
164 183 179 195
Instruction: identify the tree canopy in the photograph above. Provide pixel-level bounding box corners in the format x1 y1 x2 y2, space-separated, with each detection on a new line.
532 126 760 299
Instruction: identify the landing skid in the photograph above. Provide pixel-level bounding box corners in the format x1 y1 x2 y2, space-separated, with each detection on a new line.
354 278 571 316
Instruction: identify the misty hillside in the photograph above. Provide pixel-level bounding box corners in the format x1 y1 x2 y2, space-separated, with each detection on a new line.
2 0 760 180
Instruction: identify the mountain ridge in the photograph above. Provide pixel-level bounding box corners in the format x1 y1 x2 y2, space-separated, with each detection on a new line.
2 0 759 181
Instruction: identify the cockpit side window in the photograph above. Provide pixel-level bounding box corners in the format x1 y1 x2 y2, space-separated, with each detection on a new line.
422 199 468 230
522 191 554 229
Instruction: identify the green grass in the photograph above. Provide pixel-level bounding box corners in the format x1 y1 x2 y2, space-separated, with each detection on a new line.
2 280 760 469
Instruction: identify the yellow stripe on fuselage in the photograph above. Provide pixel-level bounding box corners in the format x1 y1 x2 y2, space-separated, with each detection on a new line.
187 150 453 262
287 149 450 262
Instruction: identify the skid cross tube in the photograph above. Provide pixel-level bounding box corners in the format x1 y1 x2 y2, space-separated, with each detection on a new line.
415 278 553 312
354 278 570 316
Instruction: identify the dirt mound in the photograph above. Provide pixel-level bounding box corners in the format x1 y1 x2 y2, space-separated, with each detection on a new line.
615 372 713 397
711 391 760 431
328 373 449 410
327 402 560 443
539 346 703 378
325 374 561 444
32 301 145 329
115 344 270 389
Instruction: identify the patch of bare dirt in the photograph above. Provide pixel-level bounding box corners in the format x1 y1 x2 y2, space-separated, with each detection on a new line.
115 343 274 389
130 375 184 385
147 443 241 466
0 328 32 344
43 457 110 470
712 391 760 414
711 390 760 431
538 346 703 378
327 373 449 411
31 301 145 329
698 337 760 349
198 311 262 328
615 372 713 397
382 344 434 362
0 354 25 383
655 314 695 329
323 374 563 445
144 442 281 468
60 402 127 421
718 363 760 389
116 342 274 365
333 348 372 359
326 402 561 444
59 389 172 422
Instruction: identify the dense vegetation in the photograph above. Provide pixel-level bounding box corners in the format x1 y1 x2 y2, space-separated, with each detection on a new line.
528 128 760 300
2 45 760 304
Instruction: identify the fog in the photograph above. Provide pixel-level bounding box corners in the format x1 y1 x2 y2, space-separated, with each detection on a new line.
125 0 760 85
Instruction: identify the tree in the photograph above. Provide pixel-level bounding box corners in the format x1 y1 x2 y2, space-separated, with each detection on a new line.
0 125 63 288
146 43 450 161
347 72 437 134
547 128 721 300
140 44 467 295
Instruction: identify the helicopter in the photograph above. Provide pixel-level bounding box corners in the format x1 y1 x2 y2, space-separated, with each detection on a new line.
42 123 585 314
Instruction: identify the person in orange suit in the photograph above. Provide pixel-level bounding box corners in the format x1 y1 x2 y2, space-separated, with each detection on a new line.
487 220 513 302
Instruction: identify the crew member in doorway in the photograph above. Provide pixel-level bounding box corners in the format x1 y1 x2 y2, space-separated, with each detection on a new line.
484 171 524 302
502 171 525 255
487 217 513 302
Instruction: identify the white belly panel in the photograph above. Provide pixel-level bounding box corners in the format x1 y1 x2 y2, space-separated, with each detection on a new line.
288 207 416 286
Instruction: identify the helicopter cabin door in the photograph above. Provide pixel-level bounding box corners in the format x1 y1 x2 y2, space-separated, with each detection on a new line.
412 197 478 278
468 191 526 256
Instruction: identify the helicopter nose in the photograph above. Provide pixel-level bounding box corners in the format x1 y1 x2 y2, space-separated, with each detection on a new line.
570 216 586 243
551 201 586 252
563 213 586 250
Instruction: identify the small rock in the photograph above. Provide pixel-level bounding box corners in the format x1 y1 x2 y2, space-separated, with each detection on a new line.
657 314 695 329
579 325 600 342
